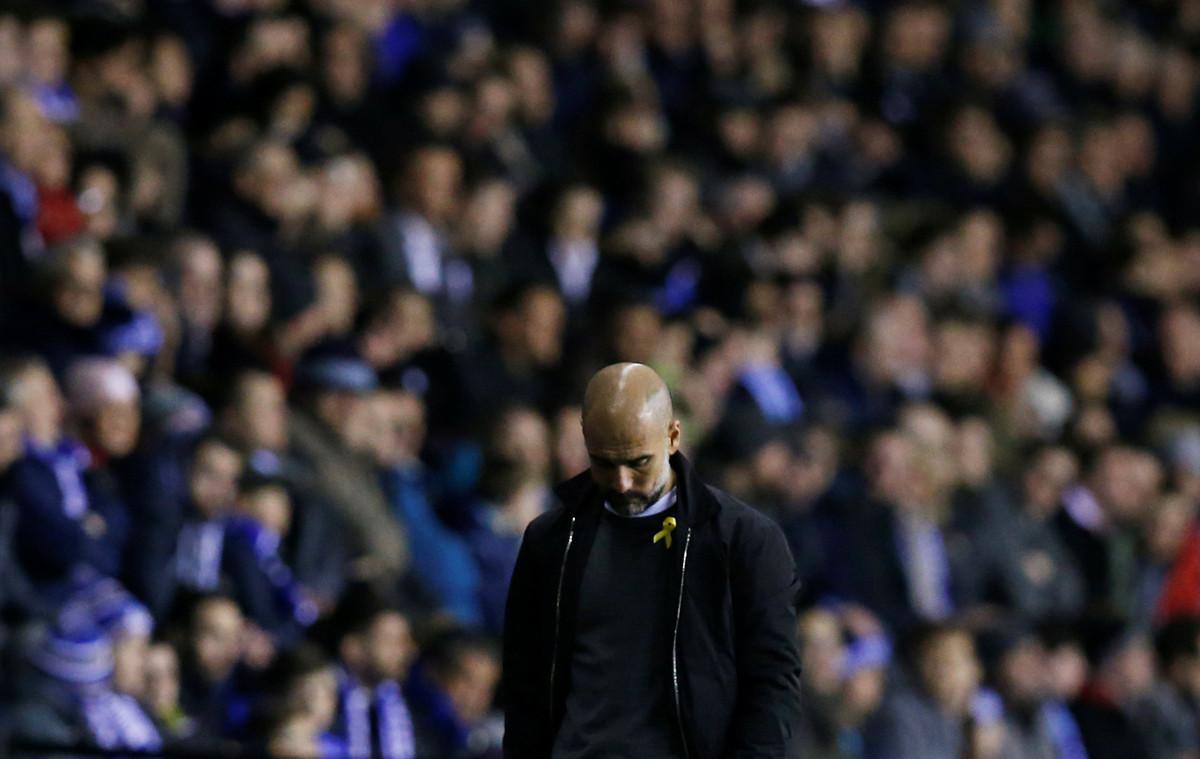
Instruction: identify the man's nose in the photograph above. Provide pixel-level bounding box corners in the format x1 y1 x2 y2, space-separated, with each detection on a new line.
613 467 635 493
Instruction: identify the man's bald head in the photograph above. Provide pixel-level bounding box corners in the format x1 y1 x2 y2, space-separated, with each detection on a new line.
582 363 673 438
581 363 681 515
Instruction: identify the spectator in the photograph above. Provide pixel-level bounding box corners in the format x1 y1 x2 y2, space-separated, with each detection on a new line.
865 623 988 759
258 642 342 759
324 584 418 759
457 405 553 635
461 282 567 415
222 466 318 641
288 353 407 585
2 356 127 583
367 389 481 625
7 619 160 753
142 639 197 744
169 436 243 601
175 592 252 741
407 629 502 759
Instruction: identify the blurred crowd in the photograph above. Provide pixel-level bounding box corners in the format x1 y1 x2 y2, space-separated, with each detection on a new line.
1 0 1200 757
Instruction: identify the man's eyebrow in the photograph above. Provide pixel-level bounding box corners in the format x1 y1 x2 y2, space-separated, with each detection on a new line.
590 453 652 466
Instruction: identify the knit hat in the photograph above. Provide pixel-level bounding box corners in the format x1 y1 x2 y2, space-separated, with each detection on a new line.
65 357 139 417
28 622 113 685
58 574 154 640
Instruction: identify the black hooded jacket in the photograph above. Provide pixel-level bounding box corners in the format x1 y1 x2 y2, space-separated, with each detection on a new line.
502 452 803 758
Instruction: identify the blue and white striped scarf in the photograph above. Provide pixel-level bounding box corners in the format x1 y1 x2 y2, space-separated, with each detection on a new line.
337 670 416 759
81 689 162 753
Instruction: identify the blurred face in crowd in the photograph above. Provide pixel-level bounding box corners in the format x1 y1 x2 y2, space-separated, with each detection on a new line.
313 255 358 336
508 46 554 124
53 245 107 328
191 598 244 683
0 407 22 473
26 17 68 86
798 609 846 696
948 107 1011 183
1104 635 1156 701
229 371 288 452
1 90 47 173
322 24 367 104
361 290 436 368
0 16 20 85
934 319 996 395
11 363 64 447
1092 447 1162 524
862 295 932 388
92 393 141 458
294 665 339 731
884 2 950 72
151 34 193 108
498 286 565 367
405 147 461 224
239 483 291 536
554 185 604 241
918 629 981 715
523 288 566 366
866 431 919 508
35 125 71 190
112 629 150 699
1161 304 1200 386
1023 446 1078 519
366 390 425 466
998 637 1049 707
492 407 552 484
143 642 182 718
176 237 224 331
225 251 271 334
189 439 242 518
649 166 700 242
843 666 887 725
1146 493 1196 564
237 141 304 219
342 611 415 685
955 417 994 489
900 403 958 506
1045 640 1088 701
610 303 662 365
77 164 123 240
440 649 501 725
553 405 589 479
811 5 869 79
461 178 516 256
1165 629 1200 697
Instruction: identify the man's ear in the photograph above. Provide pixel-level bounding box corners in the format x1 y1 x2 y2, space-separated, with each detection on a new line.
668 419 682 454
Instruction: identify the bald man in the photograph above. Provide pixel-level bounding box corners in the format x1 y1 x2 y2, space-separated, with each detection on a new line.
502 363 802 758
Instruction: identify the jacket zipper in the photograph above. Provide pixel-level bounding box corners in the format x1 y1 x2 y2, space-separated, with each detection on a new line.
549 514 577 721
672 528 693 759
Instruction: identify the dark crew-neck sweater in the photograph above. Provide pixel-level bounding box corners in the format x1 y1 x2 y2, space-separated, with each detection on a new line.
551 505 683 759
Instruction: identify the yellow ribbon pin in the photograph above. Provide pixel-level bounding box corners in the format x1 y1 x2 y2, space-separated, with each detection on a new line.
653 516 677 549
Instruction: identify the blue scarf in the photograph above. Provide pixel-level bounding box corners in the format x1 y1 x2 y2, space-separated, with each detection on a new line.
226 516 319 626
336 669 415 759
24 435 91 519
80 688 162 753
176 518 226 591
1042 700 1088 759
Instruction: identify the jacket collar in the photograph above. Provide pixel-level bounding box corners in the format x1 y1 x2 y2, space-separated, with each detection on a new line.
552 451 720 526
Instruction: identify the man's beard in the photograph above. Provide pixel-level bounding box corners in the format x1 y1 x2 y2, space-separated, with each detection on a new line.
607 471 670 516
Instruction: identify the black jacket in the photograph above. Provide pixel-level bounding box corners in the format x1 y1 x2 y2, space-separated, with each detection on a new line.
502 452 802 758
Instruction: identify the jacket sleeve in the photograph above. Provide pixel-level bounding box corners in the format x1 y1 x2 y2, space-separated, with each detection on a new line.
501 524 548 758
725 514 803 757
